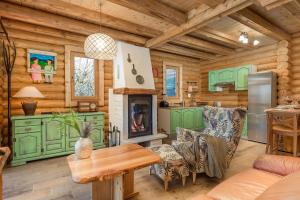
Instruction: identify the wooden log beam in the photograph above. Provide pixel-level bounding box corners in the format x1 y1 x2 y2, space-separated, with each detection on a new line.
145 0 253 48
257 0 294 10
156 44 216 60
174 36 235 55
230 8 291 41
0 2 147 45
3 0 161 38
190 26 252 49
106 0 187 26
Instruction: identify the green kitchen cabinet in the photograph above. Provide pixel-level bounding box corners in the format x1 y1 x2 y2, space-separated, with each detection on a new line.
14 132 42 160
11 112 105 166
235 65 251 90
182 109 195 130
217 68 235 83
171 109 183 134
194 108 204 130
242 115 248 138
159 107 204 139
42 118 66 155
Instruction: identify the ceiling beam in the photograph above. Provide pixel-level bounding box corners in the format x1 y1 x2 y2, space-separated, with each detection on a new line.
106 0 187 26
0 1 147 45
3 0 161 38
196 0 226 8
174 36 235 55
257 0 294 10
230 8 291 41
145 0 254 48
283 1 300 24
156 44 216 60
191 26 252 48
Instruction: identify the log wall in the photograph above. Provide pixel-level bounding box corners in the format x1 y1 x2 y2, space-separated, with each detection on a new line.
0 18 201 146
0 67 4 144
198 44 279 107
291 33 300 100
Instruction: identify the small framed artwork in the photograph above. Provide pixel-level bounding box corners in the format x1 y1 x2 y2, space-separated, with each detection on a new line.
27 49 57 84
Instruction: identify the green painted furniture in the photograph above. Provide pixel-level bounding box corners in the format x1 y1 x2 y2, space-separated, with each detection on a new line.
208 65 256 92
171 108 205 135
11 112 105 166
241 115 248 138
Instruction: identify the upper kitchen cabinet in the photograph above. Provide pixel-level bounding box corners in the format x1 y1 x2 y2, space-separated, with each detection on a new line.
208 65 256 92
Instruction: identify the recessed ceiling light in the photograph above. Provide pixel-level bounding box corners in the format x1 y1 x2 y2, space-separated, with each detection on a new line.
253 40 260 46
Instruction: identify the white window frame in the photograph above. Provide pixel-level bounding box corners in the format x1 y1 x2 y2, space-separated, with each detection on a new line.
163 61 183 102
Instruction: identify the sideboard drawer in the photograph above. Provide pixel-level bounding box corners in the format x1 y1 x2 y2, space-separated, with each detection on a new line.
15 119 41 127
15 126 41 134
86 115 104 123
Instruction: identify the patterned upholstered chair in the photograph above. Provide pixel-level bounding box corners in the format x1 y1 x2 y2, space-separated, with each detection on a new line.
149 144 189 190
172 106 246 183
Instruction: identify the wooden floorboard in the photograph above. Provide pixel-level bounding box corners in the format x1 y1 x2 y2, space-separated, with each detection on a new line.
3 140 265 200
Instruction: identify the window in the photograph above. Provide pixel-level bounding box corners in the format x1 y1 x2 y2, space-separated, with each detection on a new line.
163 62 182 101
65 45 104 107
71 52 98 100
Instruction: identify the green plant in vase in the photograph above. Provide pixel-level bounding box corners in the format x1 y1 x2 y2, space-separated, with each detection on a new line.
52 110 97 159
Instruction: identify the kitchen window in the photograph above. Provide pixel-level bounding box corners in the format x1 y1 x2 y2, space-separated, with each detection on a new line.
163 62 182 101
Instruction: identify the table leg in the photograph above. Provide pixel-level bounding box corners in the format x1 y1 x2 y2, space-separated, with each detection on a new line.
123 170 139 199
92 175 124 200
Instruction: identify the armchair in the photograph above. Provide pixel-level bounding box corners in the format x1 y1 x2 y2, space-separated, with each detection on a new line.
172 106 246 182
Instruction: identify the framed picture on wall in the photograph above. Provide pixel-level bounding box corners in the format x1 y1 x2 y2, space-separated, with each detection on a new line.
27 49 57 84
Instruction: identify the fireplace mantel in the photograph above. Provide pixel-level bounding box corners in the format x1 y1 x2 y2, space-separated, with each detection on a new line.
113 88 159 95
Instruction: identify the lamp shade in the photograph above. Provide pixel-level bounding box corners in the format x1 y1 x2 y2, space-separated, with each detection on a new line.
13 86 45 98
84 33 117 60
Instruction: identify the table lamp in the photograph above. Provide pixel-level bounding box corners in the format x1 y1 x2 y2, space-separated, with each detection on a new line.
13 86 45 115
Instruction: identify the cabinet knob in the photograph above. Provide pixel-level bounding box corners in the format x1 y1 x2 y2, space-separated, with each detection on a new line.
25 128 32 132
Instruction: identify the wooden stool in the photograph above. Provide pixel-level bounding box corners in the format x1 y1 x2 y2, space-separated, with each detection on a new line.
266 111 300 157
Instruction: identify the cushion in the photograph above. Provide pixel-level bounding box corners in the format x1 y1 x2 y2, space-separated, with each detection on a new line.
207 169 282 200
150 144 184 166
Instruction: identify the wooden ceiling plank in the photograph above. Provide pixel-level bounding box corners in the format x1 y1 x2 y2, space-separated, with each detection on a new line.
257 0 294 10
195 0 226 8
156 43 216 60
3 0 161 38
145 0 253 48
191 26 252 48
0 2 147 45
106 0 187 26
174 35 235 55
230 8 291 41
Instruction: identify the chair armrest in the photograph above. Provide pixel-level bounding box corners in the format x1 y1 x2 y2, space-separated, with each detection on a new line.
253 154 300 176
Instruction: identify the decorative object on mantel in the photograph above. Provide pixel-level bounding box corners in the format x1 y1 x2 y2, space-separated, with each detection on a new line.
136 74 144 84
27 49 57 84
52 111 98 159
127 53 131 63
13 86 45 116
77 101 98 113
84 1 117 60
159 94 169 107
0 17 16 147
131 64 137 75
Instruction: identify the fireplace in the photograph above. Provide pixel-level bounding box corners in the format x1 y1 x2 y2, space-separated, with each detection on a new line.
128 95 152 138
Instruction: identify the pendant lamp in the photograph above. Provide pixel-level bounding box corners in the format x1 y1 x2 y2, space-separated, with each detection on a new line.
84 2 117 60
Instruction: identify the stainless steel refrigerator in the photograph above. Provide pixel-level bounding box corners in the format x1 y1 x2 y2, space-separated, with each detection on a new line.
248 71 277 143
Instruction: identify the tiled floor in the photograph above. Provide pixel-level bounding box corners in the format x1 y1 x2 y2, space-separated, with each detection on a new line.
3 140 265 200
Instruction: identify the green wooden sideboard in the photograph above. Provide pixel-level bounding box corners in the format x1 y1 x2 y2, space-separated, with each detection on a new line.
209 64 256 92
11 112 105 166
158 107 204 139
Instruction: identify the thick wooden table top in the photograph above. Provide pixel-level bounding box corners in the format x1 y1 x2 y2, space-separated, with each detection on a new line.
265 108 300 114
67 144 160 184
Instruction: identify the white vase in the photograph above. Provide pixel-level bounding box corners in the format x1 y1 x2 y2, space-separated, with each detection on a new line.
75 137 93 159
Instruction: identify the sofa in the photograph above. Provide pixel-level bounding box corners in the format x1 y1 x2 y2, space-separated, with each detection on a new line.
173 106 246 181
191 154 300 200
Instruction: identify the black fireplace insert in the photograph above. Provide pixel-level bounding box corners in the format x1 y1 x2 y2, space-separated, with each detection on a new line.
128 95 153 138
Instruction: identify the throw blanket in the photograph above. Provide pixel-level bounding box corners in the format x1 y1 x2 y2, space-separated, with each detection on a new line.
199 134 227 179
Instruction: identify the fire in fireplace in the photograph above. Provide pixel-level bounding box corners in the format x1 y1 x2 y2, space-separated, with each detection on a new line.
128 95 153 138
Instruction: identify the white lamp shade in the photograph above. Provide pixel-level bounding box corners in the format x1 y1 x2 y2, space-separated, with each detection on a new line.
13 86 45 98
84 33 117 60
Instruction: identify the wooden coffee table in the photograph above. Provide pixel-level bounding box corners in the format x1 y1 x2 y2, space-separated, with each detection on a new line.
67 144 161 200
